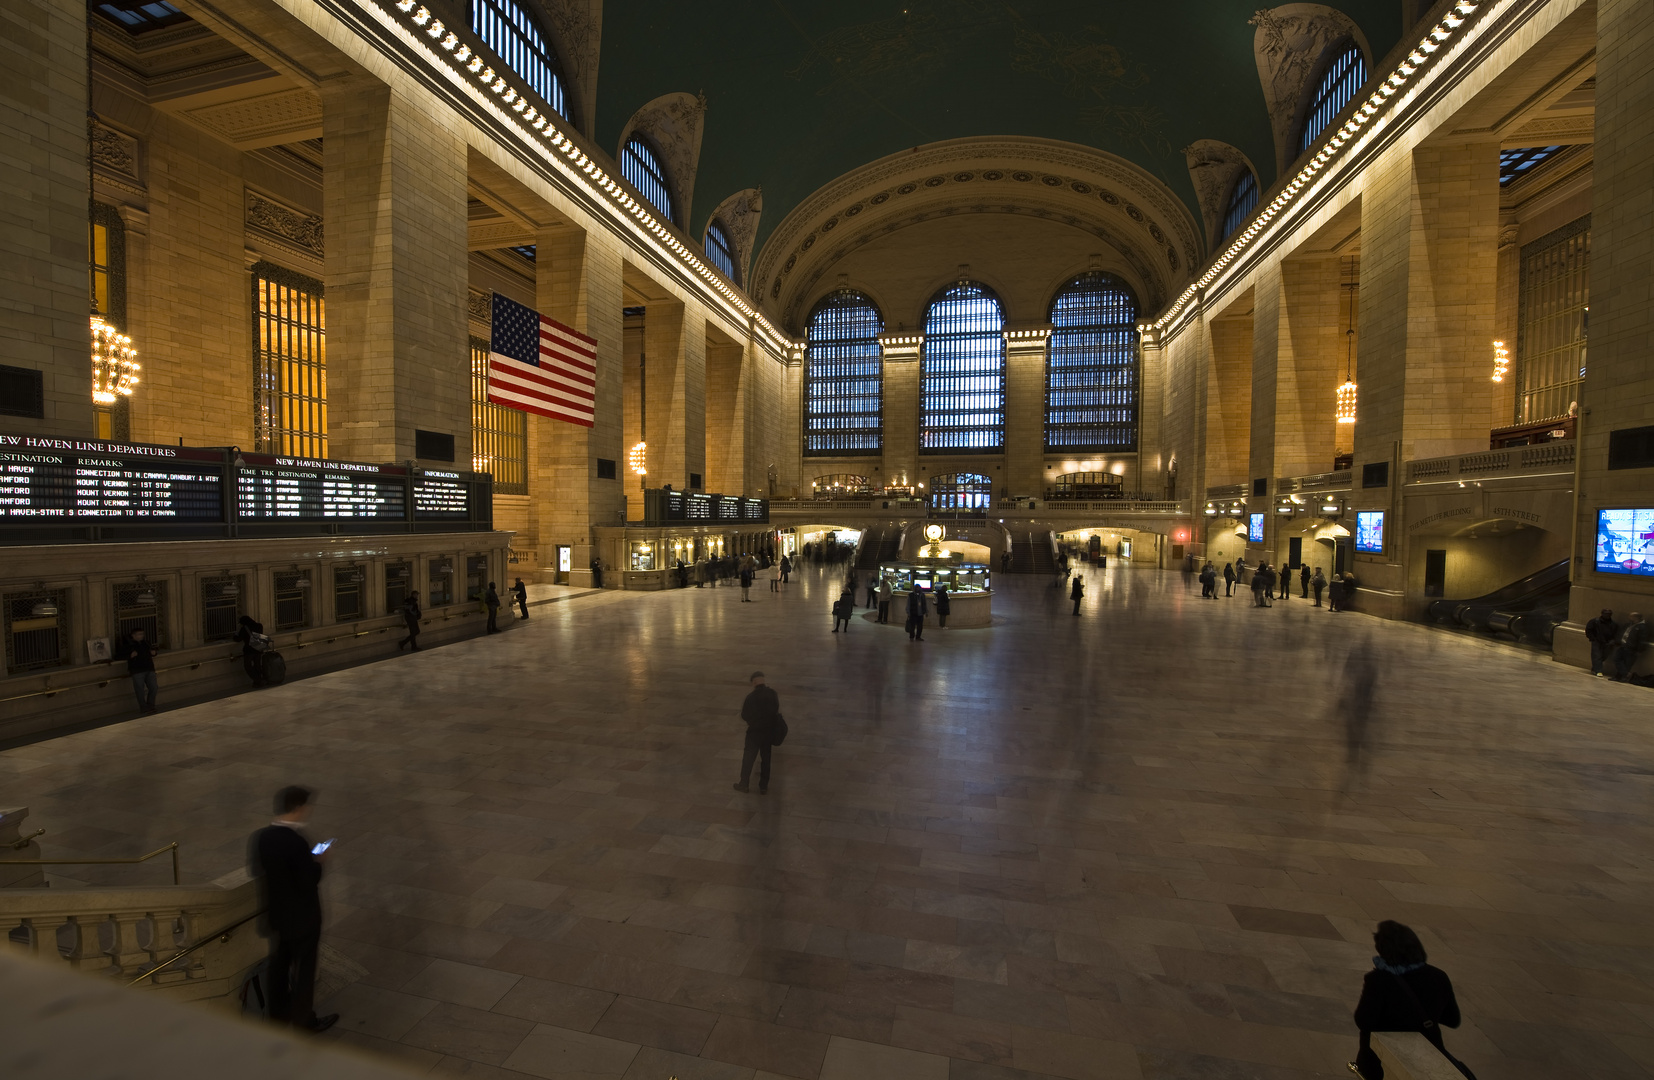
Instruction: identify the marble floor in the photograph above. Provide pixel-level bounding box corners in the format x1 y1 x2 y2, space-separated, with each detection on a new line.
4 562 1654 1079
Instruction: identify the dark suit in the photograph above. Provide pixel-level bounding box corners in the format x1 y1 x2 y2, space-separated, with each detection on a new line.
740 684 781 788
251 823 324 1026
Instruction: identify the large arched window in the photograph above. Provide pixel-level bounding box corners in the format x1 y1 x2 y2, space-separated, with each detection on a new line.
1299 41 1366 153
1046 272 1139 453
1220 170 1259 242
622 137 675 223
929 473 993 511
469 0 568 121
921 282 1004 453
704 218 736 282
805 290 883 456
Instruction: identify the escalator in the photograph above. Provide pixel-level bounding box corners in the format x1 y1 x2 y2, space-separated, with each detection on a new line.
1427 558 1570 645
853 528 884 571
1008 531 1055 573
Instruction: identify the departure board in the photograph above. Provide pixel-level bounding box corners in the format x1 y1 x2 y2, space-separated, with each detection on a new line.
236 455 407 521
742 498 767 521
413 472 471 519
714 496 742 520
683 493 712 520
0 437 223 521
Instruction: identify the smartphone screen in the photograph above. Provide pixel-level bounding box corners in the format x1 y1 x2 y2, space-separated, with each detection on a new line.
311 839 333 855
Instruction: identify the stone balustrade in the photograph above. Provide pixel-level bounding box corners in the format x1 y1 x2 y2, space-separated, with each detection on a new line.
1405 440 1576 484
0 868 262 1001
1276 469 1353 493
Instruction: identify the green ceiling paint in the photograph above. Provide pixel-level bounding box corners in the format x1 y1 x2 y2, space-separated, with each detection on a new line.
598 1 1399 259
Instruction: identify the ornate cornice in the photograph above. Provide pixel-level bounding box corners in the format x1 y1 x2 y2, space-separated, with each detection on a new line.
245 190 324 257
706 187 762 288
1250 4 1369 176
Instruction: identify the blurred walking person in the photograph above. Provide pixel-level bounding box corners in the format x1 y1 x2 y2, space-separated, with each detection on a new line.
512 577 529 619
1585 608 1618 677
1070 574 1084 616
397 590 422 651
124 626 159 714
484 582 501 633
733 672 783 794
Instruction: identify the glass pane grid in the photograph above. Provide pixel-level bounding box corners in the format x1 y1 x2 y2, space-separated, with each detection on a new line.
1499 145 1568 186
254 272 327 458
929 472 993 511
922 283 1005 453
1220 172 1258 242
1046 273 1140 452
4 589 70 672
471 338 527 493
469 0 568 120
705 220 736 281
806 291 884 456
1517 218 1589 424
1299 44 1367 152
622 139 675 223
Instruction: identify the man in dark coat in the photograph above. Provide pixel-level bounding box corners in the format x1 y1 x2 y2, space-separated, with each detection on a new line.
734 672 780 794
249 786 338 1033
397 590 422 650
1585 608 1618 677
512 577 529 619
1312 567 1327 607
590 556 604 588
1614 612 1649 683
906 586 929 639
124 627 159 714
1300 563 1311 598
484 582 501 633
1223 562 1236 597
1070 574 1084 616
236 614 268 686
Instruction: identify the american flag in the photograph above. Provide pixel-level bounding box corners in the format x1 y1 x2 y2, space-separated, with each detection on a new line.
487 293 597 427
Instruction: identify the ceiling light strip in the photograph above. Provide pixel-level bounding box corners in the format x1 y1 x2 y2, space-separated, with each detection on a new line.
364 0 797 356
1145 0 1489 334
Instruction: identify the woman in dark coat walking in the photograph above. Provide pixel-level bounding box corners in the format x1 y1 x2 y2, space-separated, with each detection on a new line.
1350 921 1475 1079
1069 574 1084 616
934 585 951 628
397 591 423 651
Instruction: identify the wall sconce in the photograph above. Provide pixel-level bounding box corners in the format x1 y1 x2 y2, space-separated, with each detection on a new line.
91 315 140 404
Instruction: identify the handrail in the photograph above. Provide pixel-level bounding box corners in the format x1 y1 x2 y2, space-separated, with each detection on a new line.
127 907 265 987
0 842 180 885
7 828 46 850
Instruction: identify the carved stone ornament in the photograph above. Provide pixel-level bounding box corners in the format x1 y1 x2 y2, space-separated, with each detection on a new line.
1250 4 1367 175
706 187 762 286
468 288 493 324
535 0 600 135
617 92 707 227
90 120 140 185
245 190 324 257
1183 140 1256 253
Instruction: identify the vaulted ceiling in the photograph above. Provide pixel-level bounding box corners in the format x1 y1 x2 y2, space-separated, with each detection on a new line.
597 0 1400 260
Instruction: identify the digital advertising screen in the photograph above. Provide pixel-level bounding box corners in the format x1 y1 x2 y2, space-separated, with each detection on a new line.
1355 511 1385 554
1248 513 1265 542
1596 508 1654 576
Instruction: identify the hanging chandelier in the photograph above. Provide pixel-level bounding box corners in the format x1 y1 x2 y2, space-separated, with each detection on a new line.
90 316 140 404
1491 339 1510 382
1336 266 1357 424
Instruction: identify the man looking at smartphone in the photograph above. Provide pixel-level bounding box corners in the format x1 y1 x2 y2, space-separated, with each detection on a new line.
249 785 338 1032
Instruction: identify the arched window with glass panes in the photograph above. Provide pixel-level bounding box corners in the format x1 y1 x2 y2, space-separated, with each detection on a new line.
1219 170 1258 242
469 0 568 121
1299 41 1366 153
621 137 675 224
1045 273 1139 453
805 291 883 456
704 219 736 283
921 282 1005 453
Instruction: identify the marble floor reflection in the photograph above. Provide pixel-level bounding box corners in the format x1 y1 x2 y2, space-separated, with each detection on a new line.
4 562 1653 1079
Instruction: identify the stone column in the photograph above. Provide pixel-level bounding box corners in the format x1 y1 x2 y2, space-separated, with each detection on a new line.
1558 0 1654 665
1206 312 1253 490
704 328 743 494
4 0 91 437
1139 328 1167 497
879 334 921 490
1003 328 1049 500
641 298 705 491
322 76 470 466
534 225 625 581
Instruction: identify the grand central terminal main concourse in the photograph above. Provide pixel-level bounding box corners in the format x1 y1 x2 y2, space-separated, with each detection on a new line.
3 0 1653 1076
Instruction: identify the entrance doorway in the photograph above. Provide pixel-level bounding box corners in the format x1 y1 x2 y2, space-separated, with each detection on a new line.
1288 536 1302 570
1424 549 1447 597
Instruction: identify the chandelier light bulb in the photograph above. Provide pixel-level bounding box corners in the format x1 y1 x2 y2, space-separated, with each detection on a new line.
90 315 140 405
1492 340 1510 382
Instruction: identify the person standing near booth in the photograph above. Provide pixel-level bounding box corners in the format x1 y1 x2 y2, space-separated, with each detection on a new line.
1070 574 1084 616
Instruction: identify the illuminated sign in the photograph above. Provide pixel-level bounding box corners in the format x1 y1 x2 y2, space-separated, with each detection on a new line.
236 454 407 521
0 439 222 521
1596 508 1654 576
1248 513 1265 542
1356 511 1385 554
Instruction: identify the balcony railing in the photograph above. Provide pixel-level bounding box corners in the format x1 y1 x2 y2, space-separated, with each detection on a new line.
1405 440 1575 484
1276 470 1352 494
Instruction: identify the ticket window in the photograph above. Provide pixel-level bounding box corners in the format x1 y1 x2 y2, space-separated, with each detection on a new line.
629 542 656 571
556 545 571 585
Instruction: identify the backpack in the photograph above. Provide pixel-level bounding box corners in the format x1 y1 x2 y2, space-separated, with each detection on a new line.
771 714 789 746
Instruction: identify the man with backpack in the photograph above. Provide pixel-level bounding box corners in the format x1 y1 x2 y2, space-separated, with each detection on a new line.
236 614 270 687
1614 612 1649 683
733 671 783 794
